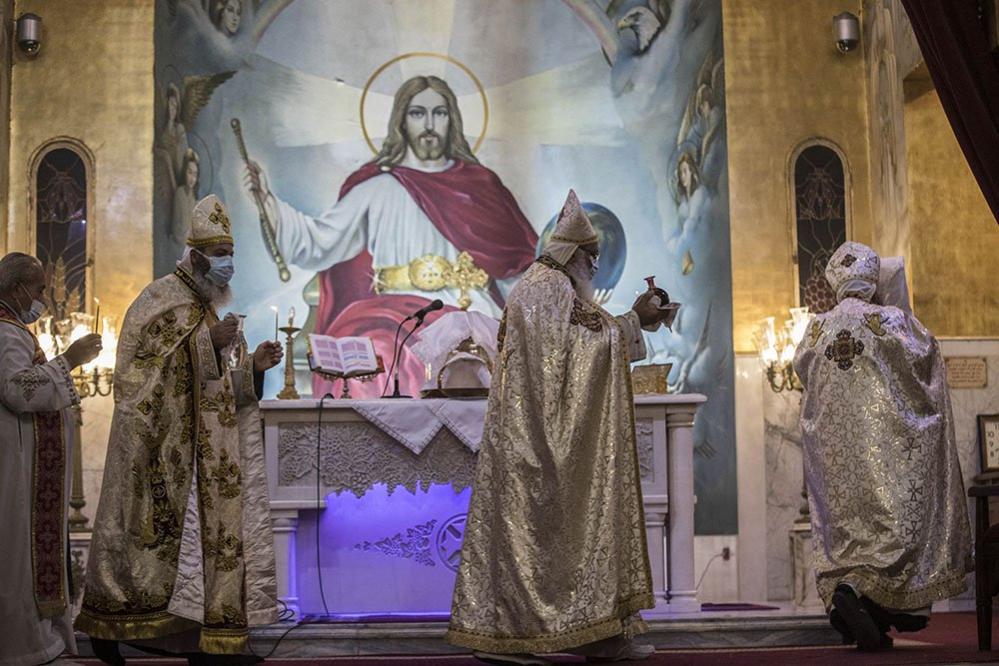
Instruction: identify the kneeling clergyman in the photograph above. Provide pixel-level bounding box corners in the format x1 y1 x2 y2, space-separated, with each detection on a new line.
793 241 972 651
0 253 102 666
76 195 284 663
446 190 671 665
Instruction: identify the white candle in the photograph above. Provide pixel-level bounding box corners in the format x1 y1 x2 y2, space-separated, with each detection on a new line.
288 306 296 328
270 305 279 341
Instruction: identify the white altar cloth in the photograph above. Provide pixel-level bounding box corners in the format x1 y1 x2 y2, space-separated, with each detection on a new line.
351 399 485 454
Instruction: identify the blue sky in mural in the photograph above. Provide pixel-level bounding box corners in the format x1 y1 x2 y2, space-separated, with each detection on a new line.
154 0 736 533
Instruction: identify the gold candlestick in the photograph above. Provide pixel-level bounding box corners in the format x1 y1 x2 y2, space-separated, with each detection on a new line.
276 325 301 400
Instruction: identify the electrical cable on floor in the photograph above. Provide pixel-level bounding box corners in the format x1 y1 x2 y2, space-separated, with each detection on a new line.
249 393 336 659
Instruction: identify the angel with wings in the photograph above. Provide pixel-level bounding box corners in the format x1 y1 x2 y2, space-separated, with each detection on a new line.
676 49 725 188
154 70 234 245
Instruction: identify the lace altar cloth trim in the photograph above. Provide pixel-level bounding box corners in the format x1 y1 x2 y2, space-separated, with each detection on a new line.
277 422 477 496
350 399 487 454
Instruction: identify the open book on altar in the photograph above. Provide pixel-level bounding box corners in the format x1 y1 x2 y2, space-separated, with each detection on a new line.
307 335 383 378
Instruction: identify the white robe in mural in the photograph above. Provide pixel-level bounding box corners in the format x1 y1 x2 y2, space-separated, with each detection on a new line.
274 163 513 316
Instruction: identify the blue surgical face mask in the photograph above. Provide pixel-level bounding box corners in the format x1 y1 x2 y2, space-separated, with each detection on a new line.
205 255 235 286
16 284 45 325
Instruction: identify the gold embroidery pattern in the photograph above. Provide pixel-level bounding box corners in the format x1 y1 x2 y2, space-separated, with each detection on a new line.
196 420 215 462
497 311 508 353
201 390 237 428
536 255 570 277
205 603 246 627
209 201 232 234
146 311 183 350
864 312 886 336
11 369 51 403
570 299 604 332
133 386 182 563
824 329 864 370
204 522 242 573
84 585 172 614
807 319 824 347
210 450 242 499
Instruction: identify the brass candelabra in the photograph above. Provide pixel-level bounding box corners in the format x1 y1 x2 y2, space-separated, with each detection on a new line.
277 325 301 400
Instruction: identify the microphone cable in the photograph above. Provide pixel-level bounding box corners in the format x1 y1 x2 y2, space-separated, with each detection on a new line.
316 392 335 617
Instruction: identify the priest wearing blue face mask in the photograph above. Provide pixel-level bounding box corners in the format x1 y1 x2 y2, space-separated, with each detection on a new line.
78 195 283 664
0 252 102 665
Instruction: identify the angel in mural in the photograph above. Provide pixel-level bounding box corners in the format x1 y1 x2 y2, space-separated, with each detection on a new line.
171 148 200 243
209 0 243 36
677 50 726 185
154 70 234 259
164 0 293 71
564 0 726 391
242 74 538 398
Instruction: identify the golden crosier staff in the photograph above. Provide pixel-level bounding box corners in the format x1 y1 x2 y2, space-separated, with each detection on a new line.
231 117 291 282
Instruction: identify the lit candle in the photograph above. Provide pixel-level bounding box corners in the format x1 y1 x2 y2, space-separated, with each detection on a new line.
93 297 101 334
270 305 279 341
288 306 296 328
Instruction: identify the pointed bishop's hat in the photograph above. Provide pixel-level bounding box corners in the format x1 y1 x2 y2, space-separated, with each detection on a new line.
187 194 234 249
550 189 598 246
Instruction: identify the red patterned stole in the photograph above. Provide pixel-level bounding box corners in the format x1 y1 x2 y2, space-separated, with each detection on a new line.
0 303 68 617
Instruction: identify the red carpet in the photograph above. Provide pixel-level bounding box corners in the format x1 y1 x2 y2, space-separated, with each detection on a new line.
72 612 999 665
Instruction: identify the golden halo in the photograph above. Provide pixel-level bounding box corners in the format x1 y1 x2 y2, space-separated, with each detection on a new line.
359 51 489 156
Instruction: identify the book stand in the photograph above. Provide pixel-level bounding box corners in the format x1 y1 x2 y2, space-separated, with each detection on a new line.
309 355 385 399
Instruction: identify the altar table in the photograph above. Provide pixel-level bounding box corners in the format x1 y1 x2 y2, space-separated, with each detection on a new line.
261 394 705 618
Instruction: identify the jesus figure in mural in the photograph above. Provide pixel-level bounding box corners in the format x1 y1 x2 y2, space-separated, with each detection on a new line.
244 75 538 397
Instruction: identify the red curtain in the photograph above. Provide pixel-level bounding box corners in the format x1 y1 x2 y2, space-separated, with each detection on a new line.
901 0 999 224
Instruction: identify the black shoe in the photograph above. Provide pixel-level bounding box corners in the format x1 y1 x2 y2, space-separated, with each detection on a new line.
829 608 855 644
831 585 883 652
859 596 929 633
91 638 125 666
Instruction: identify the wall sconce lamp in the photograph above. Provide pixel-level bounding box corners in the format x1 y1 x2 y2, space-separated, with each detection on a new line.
833 12 860 53
16 12 42 56
754 307 813 393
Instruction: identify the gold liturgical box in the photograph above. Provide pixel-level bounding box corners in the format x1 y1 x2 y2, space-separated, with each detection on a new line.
631 363 672 395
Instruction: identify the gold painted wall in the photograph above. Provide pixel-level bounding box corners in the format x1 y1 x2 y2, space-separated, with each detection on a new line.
723 0 875 353
6 0 154 524
0 0 13 254
6 0 154 323
905 82 999 336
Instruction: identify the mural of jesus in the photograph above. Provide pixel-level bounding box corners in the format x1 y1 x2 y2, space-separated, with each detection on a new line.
244 75 538 397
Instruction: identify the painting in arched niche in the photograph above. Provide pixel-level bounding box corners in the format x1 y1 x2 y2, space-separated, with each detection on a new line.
33 145 91 321
793 143 848 314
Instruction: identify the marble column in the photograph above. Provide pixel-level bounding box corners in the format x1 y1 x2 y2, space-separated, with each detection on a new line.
271 509 300 618
665 406 700 612
644 505 669 612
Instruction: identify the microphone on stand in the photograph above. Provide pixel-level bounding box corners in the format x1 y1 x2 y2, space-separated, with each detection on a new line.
383 299 445 399
405 299 444 323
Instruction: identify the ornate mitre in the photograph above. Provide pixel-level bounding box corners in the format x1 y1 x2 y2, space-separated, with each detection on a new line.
542 189 598 265
187 194 234 248
825 241 880 302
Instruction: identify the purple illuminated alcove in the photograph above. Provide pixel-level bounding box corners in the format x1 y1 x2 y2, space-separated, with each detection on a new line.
295 483 472 619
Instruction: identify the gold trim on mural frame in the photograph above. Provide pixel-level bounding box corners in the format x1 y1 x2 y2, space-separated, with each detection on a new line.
359 51 489 156
786 137 854 308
